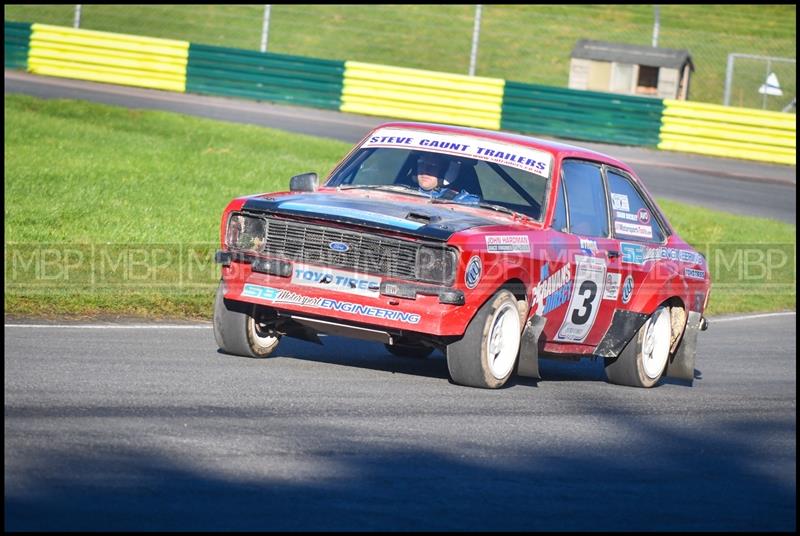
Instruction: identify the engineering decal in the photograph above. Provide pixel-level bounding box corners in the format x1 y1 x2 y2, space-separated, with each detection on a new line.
620 243 705 266
241 283 421 324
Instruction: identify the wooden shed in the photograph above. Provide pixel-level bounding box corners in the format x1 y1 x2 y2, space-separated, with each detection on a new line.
568 39 694 100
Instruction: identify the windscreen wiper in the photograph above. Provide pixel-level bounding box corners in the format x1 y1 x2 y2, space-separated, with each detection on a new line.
338 184 428 197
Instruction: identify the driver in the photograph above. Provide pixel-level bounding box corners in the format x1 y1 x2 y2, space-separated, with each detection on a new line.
413 152 480 204
415 152 448 192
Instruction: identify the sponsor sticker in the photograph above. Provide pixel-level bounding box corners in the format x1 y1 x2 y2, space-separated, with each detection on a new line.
615 220 653 239
580 238 598 254
465 255 482 289
610 193 630 212
621 275 634 304
362 128 553 179
532 263 572 315
603 272 621 300
485 235 531 253
684 268 706 280
241 283 420 324
637 208 651 224
620 242 646 264
290 263 381 297
615 211 639 222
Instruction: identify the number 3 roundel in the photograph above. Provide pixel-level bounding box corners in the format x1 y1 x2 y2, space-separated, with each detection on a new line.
556 255 607 342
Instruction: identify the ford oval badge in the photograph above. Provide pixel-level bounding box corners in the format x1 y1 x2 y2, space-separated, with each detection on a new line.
329 242 350 253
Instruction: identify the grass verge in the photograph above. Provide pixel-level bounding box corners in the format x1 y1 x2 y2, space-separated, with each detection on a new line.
4 94 795 319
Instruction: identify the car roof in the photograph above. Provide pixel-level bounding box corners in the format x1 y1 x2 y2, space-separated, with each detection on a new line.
371 121 635 175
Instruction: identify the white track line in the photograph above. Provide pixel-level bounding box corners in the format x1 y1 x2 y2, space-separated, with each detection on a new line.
710 312 796 323
5 324 212 329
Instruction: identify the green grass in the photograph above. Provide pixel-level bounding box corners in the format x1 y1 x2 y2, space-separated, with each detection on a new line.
4 4 796 109
4 94 796 319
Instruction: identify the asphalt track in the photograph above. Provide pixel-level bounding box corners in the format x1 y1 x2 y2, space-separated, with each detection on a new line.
4 69 796 223
3 313 796 530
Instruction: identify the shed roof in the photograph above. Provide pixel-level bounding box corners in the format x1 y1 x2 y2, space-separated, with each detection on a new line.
571 39 694 70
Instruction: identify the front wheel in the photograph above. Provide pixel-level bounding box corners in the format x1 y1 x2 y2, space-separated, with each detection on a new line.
446 290 522 388
604 306 671 388
213 281 281 358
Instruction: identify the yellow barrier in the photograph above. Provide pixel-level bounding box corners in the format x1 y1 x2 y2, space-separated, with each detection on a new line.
341 61 505 130
28 24 189 93
659 100 796 165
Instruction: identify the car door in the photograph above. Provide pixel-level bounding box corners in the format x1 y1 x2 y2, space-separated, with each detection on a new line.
544 159 620 348
603 165 670 311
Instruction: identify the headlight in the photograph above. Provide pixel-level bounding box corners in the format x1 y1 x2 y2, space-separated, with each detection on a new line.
416 246 457 285
226 213 266 252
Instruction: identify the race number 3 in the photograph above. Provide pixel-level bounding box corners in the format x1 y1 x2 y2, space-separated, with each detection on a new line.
557 255 607 342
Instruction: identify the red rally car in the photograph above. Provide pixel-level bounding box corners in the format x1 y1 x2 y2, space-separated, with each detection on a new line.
214 122 711 389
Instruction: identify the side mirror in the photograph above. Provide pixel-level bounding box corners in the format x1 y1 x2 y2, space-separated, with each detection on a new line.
290 172 318 192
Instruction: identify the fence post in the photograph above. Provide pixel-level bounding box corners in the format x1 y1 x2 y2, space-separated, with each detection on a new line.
652 5 660 47
73 5 82 29
723 53 734 106
468 4 482 76
260 5 271 53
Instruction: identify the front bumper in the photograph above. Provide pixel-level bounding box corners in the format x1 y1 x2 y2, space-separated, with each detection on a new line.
217 252 473 337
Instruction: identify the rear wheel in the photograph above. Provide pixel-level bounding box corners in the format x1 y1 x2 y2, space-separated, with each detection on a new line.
446 290 522 388
605 306 671 388
213 281 281 358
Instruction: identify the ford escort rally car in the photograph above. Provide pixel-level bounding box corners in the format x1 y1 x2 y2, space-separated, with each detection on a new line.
214 122 711 389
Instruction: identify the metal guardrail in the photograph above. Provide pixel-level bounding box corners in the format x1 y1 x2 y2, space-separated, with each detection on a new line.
340 61 505 130
187 44 344 110
502 81 665 146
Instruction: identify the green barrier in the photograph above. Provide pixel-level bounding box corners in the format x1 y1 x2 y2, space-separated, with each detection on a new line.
501 81 664 146
187 44 344 110
4 21 32 70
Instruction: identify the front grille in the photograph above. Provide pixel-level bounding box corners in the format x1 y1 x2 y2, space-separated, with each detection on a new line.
261 217 420 280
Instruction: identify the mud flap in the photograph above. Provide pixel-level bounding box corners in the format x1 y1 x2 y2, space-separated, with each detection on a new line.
517 315 546 379
666 310 702 383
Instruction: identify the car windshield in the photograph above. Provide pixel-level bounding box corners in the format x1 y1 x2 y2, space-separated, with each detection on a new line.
325 132 552 221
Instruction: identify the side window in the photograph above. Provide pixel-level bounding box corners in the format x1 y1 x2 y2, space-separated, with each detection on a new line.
551 180 568 232
606 169 665 243
561 160 608 238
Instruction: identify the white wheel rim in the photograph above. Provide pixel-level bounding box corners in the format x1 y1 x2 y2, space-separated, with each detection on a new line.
248 318 278 348
487 302 521 380
642 307 670 380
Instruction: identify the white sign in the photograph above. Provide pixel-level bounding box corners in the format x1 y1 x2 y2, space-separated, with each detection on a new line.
362 128 553 179
758 72 783 96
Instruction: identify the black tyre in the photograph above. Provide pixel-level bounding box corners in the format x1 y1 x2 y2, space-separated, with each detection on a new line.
446 289 522 389
605 306 671 388
384 342 434 359
213 281 280 358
